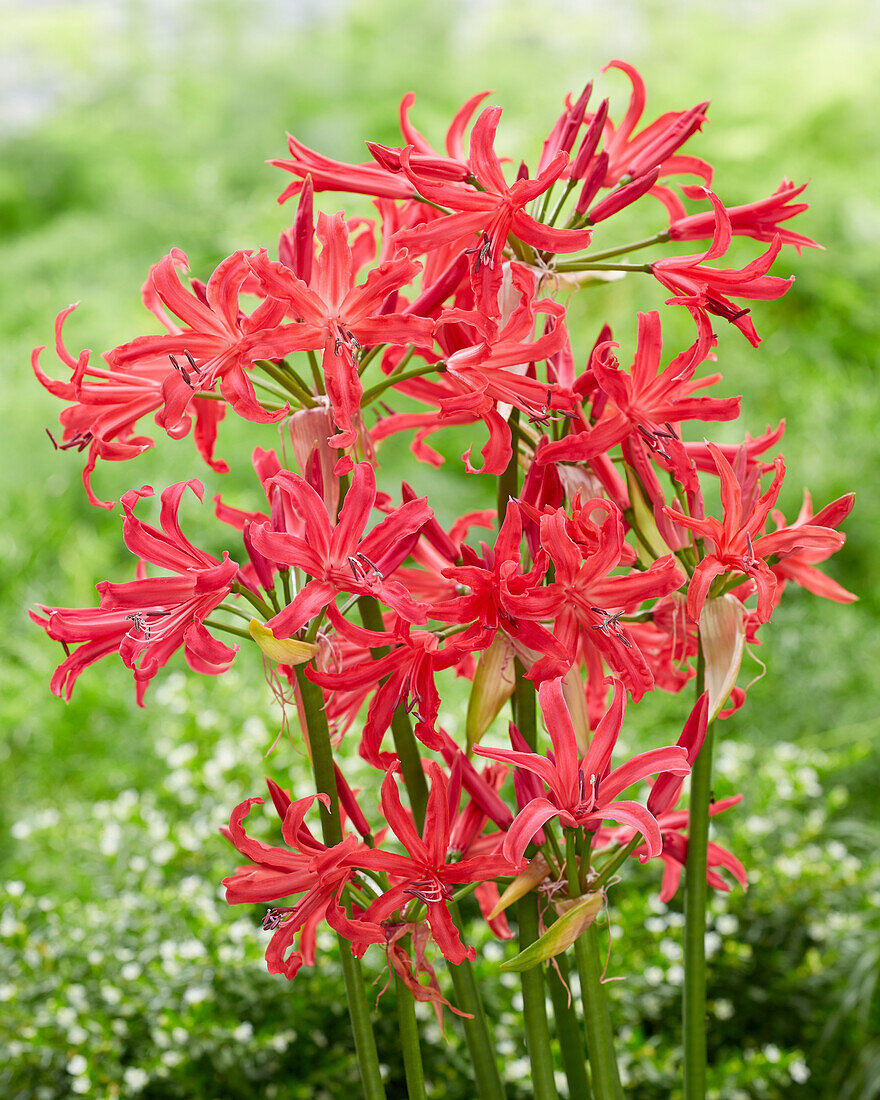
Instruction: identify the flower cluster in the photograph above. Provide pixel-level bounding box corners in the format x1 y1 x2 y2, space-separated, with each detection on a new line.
33 64 853 1028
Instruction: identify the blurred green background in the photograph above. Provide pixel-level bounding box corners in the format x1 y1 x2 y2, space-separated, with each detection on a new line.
1 1 878 1097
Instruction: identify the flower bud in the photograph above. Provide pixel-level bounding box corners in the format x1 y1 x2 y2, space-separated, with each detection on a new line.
699 595 746 719
465 633 517 750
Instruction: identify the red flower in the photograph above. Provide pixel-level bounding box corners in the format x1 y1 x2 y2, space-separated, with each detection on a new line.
531 500 687 697
306 608 461 766
222 780 383 979
436 502 571 673
600 60 712 186
33 304 229 508
271 89 490 202
663 443 847 623
652 190 795 346
395 107 593 311
768 490 856 605
667 180 819 254
360 764 516 965
32 481 238 704
538 310 734 474
250 462 433 636
473 678 689 863
247 214 435 447
110 249 296 424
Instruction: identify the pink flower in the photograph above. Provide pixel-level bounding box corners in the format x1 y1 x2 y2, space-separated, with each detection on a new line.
474 678 690 863
663 443 847 623
32 481 238 704
652 190 794 346
250 462 433 636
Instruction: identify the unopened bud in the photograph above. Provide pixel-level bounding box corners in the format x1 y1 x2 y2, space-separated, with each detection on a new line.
699 595 746 719
466 634 517 750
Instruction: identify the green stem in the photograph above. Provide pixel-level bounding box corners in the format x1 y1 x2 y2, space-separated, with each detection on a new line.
293 665 386 1099
306 349 325 394
510 664 559 1098
338 949 388 1100
547 951 593 1099
361 361 447 406
496 408 521 518
395 964 428 1100
356 342 387 377
231 581 275 620
516 895 559 1100
553 260 653 273
578 231 669 263
591 837 640 891
567 832 621 1100
683 643 715 1100
203 618 253 641
280 568 292 607
255 358 316 408
447 902 507 1100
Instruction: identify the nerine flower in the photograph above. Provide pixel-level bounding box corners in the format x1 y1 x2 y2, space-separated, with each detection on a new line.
360 764 517 965
32 481 238 704
247 214 435 447
663 443 847 623
473 677 690 863
652 189 794 346
223 780 383 979
250 462 433 636
394 107 593 311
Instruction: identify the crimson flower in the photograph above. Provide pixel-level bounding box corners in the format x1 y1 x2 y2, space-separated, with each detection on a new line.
538 310 735 474
271 89 490 202
768 490 856 605
600 60 711 186
222 780 383 979
32 481 238 705
394 107 593 311
530 501 687 697
360 764 517 965
667 180 819 254
250 462 433 636
306 607 461 766
473 678 690 863
436 502 571 674
109 249 296 424
663 443 846 623
247 213 435 447
652 189 794 346
34 304 229 508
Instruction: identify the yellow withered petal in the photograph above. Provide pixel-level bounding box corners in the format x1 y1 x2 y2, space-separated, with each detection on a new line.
248 619 318 665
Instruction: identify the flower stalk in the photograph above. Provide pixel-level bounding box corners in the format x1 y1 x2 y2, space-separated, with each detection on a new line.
683 644 715 1099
